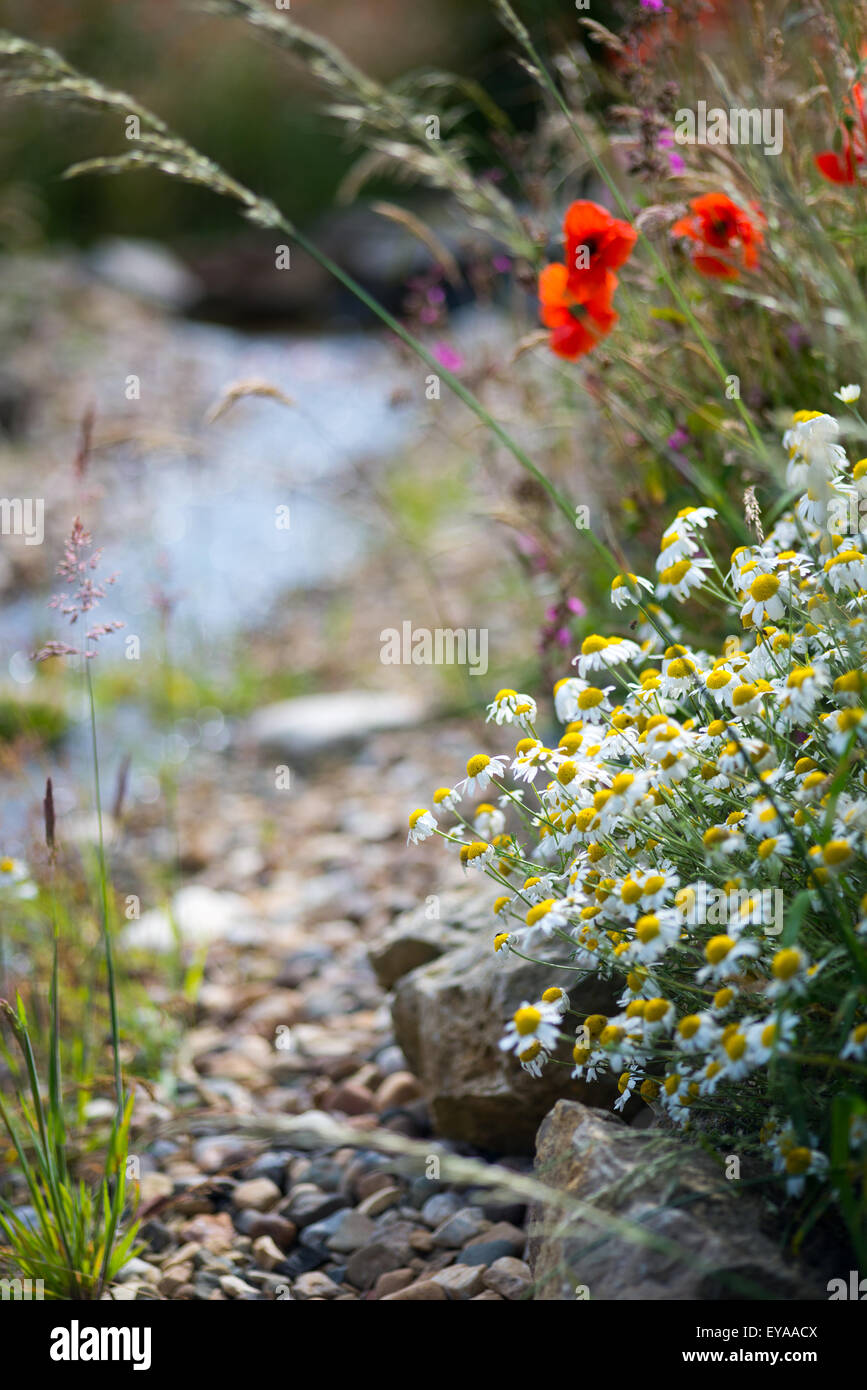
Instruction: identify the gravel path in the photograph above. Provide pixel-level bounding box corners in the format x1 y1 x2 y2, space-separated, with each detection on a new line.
108 723 534 1301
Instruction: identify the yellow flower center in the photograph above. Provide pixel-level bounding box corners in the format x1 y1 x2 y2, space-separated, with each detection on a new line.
785 1147 812 1176
705 934 734 965
823 839 852 866
635 914 660 943
749 573 780 602
667 657 695 679
724 1032 747 1061
526 899 555 926
577 687 605 709
620 878 643 905
772 948 802 980
513 1006 541 1036
466 754 490 778
660 559 692 585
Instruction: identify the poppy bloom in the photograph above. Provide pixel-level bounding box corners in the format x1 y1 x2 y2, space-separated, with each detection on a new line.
563 200 638 293
539 264 619 360
815 80 867 184
538 200 636 359
672 192 765 280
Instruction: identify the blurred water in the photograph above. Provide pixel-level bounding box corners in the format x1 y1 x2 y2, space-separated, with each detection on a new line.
0 316 420 847
5 319 418 659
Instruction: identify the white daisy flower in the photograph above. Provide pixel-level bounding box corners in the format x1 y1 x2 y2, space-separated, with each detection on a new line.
610 573 654 609
0 856 37 900
740 571 788 626
472 802 506 838
459 840 496 872
656 556 713 602
841 1022 867 1060
696 932 761 983
745 1011 798 1064
486 688 537 726
499 998 563 1056
834 384 861 404
432 786 461 813
824 547 867 593
675 1011 721 1054
459 753 508 795
573 635 640 677
407 808 437 845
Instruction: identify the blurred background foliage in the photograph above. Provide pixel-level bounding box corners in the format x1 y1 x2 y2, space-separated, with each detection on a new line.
0 0 615 249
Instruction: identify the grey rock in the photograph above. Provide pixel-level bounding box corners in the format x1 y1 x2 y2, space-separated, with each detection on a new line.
140 1219 173 1253
245 690 429 764
293 1271 341 1300
193 1134 257 1175
483 1258 531 1300
344 1241 407 1291
232 1177 281 1213
407 1175 447 1208
325 1209 378 1253
456 1239 517 1267
279 1247 327 1278
429 1264 486 1299
420 1192 465 1227
299 1209 347 1249
368 892 471 988
85 238 202 311
392 909 620 1152
431 1206 488 1249
304 1157 345 1193
123 886 255 954
374 1044 409 1075
285 1189 347 1228
528 1101 827 1301
219 1273 262 1299
115 1257 160 1285
242 1151 291 1188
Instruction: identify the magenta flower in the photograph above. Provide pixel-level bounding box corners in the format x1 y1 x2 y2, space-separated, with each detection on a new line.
658 129 686 175
432 342 465 373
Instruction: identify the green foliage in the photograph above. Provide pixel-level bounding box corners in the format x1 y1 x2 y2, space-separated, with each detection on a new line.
0 997 140 1299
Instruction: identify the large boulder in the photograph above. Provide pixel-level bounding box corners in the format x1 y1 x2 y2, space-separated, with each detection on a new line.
528 1101 825 1300
391 927 619 1153
368 890 485 989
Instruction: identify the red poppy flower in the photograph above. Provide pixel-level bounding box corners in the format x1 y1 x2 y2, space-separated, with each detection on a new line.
563 200 638 293
672 192 765 280
539 263 619 359
815 81 867 184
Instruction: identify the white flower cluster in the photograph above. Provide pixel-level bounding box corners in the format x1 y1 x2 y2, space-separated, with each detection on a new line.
410 409 867 1198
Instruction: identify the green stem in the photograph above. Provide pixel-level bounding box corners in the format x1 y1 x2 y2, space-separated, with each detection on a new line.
85 660 123 1119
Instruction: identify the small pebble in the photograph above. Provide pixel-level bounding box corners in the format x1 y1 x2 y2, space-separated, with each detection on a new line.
232 1177 281 1213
